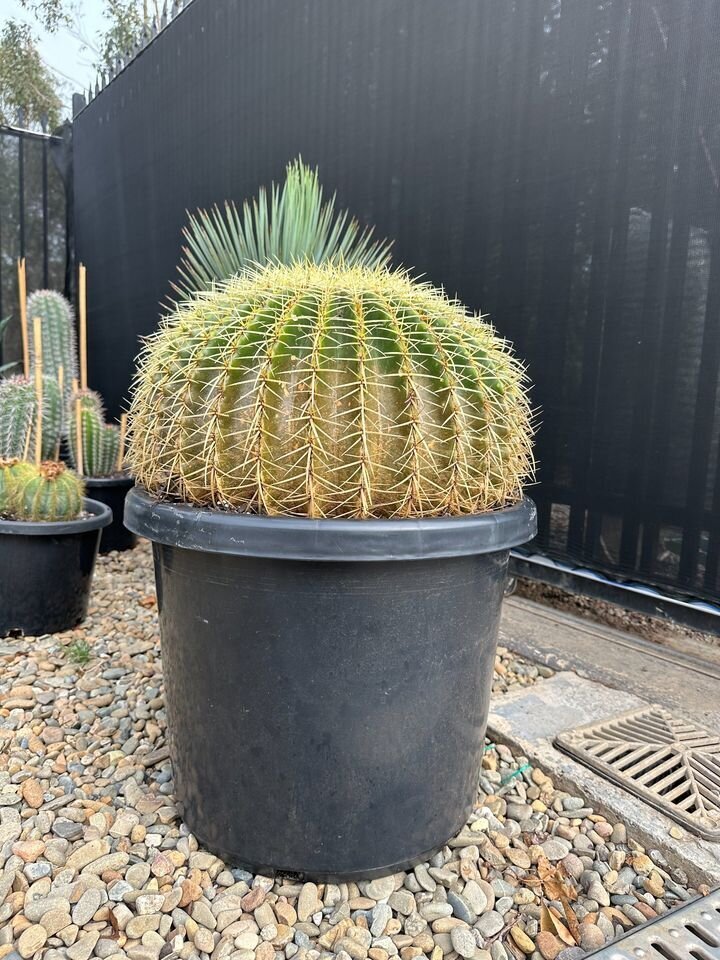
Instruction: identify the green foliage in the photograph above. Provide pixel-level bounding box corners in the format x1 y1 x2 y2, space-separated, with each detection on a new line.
0 20 62 128
10 460 84 521
27 289 77 399
65 638 91 664
175 158 392 300
0 376 36 459
129 262 534 519
68 389 121 477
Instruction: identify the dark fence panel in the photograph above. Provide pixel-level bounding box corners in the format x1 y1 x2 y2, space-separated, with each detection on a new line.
0 124 70 367
72 0 720 604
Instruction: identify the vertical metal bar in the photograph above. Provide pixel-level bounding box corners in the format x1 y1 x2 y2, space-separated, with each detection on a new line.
618 1 689 571
638 0 706 580
42 120 50 288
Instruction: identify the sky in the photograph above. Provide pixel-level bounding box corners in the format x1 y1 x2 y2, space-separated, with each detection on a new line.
5 0 110 116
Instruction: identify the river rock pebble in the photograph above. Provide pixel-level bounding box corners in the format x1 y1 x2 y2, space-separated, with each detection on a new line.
0 542 699 959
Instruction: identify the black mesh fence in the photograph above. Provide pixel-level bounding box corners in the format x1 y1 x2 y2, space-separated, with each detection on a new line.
0 125 70 368
72 0 720 604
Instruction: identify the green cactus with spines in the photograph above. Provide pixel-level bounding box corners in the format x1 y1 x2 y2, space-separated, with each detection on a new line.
26 289 78 403
11 460 84 522
0 459 36 516
31 375 64 460
128 262 534 519
0 376 36 459
68 389 121 477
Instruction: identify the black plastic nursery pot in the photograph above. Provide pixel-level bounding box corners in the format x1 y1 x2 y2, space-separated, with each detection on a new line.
125 488 536 880
0 498 112 637
85 473 137 554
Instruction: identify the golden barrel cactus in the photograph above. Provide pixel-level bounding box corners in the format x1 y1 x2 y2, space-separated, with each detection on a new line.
128 263 533 519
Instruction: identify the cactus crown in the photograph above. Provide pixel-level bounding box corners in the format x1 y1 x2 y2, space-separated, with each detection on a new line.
10 460 84 522
68 389 121 478
26 289 78 400
129 262 533 519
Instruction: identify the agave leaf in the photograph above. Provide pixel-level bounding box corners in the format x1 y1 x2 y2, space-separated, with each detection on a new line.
174 158 392 300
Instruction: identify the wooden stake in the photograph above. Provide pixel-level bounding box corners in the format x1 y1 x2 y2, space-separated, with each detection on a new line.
72 377 84 476
33 317 43 466
17 258 29 377
79 263 88 389
56 364 64 460
116 412 128 473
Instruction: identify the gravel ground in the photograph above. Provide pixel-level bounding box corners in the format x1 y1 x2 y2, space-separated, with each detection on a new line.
0 543 704 960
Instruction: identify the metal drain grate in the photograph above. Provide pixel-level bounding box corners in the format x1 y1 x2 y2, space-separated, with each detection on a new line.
555 706 720 840
586 888 720 960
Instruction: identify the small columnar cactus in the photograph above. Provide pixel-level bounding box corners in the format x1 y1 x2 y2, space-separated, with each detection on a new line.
26 289 78 401
68 389 121 477
33 375 64 460
128 262 533 519
10 460 84 522
0 376 36 459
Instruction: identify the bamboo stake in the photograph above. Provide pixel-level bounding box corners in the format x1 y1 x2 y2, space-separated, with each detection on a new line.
56 364 64 460
116 412 128 473
33 317 43 466
72 377 83 476
17 258 29 377
79 263 88 389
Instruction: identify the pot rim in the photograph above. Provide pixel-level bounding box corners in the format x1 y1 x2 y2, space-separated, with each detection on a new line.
0 497 113 537
125 486 536 561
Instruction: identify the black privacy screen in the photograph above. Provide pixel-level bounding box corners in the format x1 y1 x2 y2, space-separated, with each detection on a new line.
72 0 720 603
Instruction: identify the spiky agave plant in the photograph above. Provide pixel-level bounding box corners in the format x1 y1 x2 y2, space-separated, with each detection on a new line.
174 158 392 300
129 263 533 519
67 389 121 477
26 289 78 402
10 461 84 522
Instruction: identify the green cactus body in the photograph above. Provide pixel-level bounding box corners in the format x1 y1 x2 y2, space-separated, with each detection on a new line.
129 263 533 519
26 289 78 401
11 461 84 522
0 376 36 459
28 375 64 460
0 459 36 516
68 389 121 477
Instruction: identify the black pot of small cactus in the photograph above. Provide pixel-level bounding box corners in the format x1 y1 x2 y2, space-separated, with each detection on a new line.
0 457 111 636
68 389 136 553
124 262 536 879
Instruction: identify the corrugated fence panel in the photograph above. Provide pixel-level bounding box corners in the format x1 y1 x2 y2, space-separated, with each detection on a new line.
72 0 720 604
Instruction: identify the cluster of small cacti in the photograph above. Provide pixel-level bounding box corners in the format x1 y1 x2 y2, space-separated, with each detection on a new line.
68 389 121 477
0 286 126 485
128 262 534 519
0 459 84 522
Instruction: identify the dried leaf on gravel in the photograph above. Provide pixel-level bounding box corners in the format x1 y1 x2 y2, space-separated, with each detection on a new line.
541 905 576 947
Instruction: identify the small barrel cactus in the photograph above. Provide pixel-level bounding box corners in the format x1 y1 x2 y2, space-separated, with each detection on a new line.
0 376 36 460
26 289 78 402
68 389 121 477
0 459 36 516
128 263 533 519
10 460 84 522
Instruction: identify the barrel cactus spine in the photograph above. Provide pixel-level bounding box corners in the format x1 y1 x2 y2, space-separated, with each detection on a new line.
11 460 84 522
26 289 78 403
68 389 121 477
128 262 534 519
